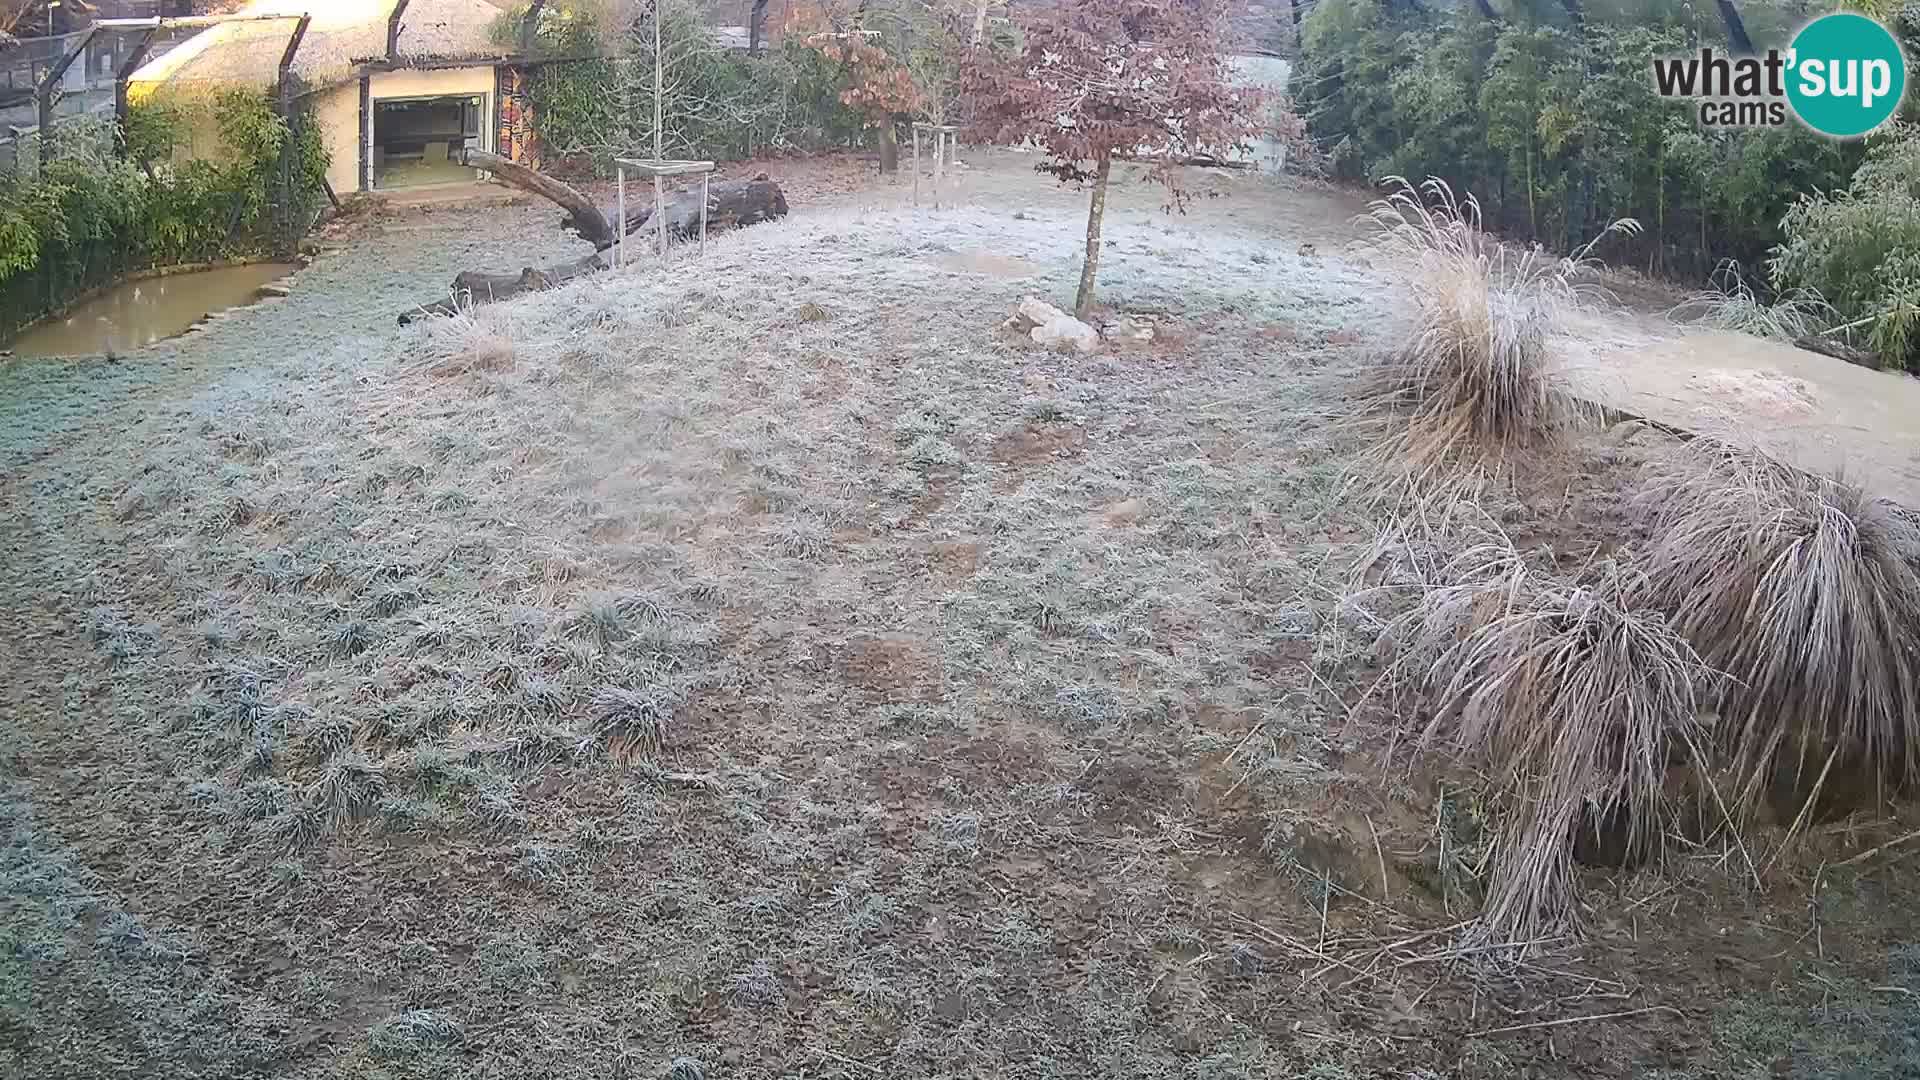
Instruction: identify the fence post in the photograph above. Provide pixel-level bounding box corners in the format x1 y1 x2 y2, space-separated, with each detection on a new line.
36 28 100 165
274 16 313 240
115 26 161 155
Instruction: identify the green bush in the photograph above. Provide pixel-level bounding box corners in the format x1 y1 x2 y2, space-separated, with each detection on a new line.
523 0 863 175
1295 0 1862 279
0 88 327 338
1771 126 1920 371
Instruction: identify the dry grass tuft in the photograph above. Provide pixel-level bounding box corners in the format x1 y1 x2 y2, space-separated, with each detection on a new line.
590 686 676 759
1634 439 1920 817
1380 544 1717 943
1353 177 1633 483
1670 260 1833 341
412 307 518 377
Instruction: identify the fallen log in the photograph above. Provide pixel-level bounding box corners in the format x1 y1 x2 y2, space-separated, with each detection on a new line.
1793 334 1884 371
461 148 615 247
395 149 789 324
398 251 606 325
585 175 791 250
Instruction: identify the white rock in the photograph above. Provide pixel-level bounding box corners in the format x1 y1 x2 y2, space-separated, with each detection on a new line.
1011 296 1064 329
1031 314 1099 353
1103 315 1155 342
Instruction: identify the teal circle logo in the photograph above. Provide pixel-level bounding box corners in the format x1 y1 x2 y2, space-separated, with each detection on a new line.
1786 13 1907 138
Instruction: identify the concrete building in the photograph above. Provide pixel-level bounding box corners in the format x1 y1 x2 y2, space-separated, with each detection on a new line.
128 0 538 194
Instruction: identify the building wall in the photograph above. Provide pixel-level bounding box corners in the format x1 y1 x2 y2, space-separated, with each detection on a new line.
370 65 496 103
312 65 498 193
311 80 359 196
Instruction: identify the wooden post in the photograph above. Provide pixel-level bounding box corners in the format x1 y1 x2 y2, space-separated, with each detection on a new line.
933 129 945 210
699 172 709 256
274 16 312 236
653 0 665 259
911 125 920 205
36 27 99 162
616 165 626 268
386 0 411 59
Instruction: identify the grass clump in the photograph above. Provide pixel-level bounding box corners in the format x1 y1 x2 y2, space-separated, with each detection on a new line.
1634 439 1920 819
1670 260 1832 341
367 1009 462 1060
590 686 676 759
1379 544 1717 943
1354 177 1629 479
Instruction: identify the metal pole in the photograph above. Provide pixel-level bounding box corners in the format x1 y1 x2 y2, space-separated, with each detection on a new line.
654 174 665 258
699 172 708 256
616 165 625 268
911 126 920 206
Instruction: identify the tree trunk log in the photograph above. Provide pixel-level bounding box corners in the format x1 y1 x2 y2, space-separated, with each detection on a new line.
1794 335 1883 371
594 175 790 249
459 147 614 248
399 252 607 325
396 154 789 324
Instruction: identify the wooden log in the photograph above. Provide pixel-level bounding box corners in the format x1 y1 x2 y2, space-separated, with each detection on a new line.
1794 335 1884 371
398 252 606 325
396 153 787 324
595 174 789 249
457 146 616 248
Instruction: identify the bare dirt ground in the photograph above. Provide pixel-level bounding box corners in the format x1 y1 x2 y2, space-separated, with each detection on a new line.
1 152 1916 1080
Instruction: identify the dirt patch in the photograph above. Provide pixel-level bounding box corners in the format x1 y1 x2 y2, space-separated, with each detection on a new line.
931 249 1042 279
840 633 942 703
927 539 981 579
990 421 1087 470
1685 367 1819 418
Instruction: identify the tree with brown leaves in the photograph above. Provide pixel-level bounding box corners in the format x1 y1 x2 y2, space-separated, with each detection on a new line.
962 0 1262 319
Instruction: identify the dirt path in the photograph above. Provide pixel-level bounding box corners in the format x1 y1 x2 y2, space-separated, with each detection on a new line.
1561 308 1920 505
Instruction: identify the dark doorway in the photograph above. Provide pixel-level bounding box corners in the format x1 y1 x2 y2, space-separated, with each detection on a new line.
370 94 483 190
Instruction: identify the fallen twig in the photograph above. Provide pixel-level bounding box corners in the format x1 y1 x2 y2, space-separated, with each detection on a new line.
1835 828 1920 868
1466 1005 1683 1039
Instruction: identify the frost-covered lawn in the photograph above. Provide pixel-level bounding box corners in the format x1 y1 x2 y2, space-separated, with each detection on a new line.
2 163 1912 1080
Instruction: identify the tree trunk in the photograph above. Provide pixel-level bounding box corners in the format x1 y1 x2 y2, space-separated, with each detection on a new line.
1716 0 1755 54
397 155 789 323
1074 151 1111 322
399 252 607 324
750 0 770 54
972 0 990 45
460 147 614 247
878 121 899 175
596 175 790 247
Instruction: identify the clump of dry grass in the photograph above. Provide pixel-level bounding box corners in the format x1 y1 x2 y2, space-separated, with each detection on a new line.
1634 439 1920 818
1353 177 1635 483
1380 543 1718 943
1669 260 1833 341
410 306 518 377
